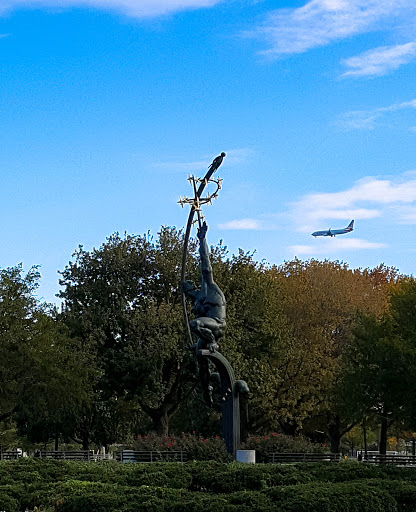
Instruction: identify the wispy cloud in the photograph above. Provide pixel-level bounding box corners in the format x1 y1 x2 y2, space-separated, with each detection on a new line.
153 148 254 174
289 238 387 256
391 205 416 224
291 173 416 234
338 98 416 130
154 159 212 173
0 0 222 18
341 42 416 77
245 0 416 58
219 218 263 230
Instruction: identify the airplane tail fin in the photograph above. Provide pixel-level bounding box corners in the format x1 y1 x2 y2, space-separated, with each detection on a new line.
346 220 354 231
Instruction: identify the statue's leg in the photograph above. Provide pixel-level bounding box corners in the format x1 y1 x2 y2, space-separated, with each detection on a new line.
197 354 213 407
189 317 224 350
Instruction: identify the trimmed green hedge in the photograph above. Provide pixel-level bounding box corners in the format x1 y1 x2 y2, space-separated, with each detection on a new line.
2 460 416 511
0 491 19 512
266 482 398 512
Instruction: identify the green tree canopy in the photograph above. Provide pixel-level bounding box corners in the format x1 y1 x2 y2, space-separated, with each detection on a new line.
58 228 198 438
0 264 93 450
0 265 42 422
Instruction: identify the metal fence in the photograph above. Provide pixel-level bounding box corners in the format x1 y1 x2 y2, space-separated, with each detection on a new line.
117 450 188 463
268 453 341 463
363 454 416 466
0 451 21 460
37 450 94 461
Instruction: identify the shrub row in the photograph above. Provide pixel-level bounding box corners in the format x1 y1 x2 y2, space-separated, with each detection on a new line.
130 432 326 463
2 460 416 511
4 459 416 489
132 432 233 462
2 480 412 512
240 433 327 463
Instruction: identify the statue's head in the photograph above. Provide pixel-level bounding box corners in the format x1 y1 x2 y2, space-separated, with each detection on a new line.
221 152 226 157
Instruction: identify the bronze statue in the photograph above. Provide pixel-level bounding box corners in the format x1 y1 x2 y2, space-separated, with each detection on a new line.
183 221 226 352
179 154 248 453
183 221 226 406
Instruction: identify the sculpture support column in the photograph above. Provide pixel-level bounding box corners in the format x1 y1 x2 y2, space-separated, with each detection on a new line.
198 349 242 455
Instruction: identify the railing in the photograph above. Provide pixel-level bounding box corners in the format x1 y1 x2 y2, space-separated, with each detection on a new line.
363 454 416 465
1 449 185 463
93 453 112 461
38 450 94 461
117 450 187 463
268 453 341 463
0 451 21 460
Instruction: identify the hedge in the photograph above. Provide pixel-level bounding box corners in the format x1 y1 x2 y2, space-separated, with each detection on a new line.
2 460 416 511
0 491 19 512
265 481 398 512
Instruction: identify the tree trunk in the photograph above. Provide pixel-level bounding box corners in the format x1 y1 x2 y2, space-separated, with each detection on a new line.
151 411 170 436
363 417 368 456
54 426 59 451
278 420 300 437
379 410 388 455
82 431 90 451
327 414 342 453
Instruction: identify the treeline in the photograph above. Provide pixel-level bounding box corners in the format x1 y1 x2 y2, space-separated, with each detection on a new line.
1 227 415 453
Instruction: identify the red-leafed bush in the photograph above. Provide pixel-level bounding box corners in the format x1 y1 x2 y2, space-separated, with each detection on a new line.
132 432 232 462
241 433 327 463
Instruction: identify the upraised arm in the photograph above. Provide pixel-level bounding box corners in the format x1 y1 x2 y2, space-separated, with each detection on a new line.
197 222 213 287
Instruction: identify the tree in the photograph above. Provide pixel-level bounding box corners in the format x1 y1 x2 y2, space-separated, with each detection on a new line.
340 312 412 454
205 252 326 435
0 264 93 449
0 265 41 422
58 228 198 438
15 312 95 450
271 260 394 449
336 278 416 455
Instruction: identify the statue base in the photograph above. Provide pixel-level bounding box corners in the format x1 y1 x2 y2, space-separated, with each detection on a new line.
197 349 248 455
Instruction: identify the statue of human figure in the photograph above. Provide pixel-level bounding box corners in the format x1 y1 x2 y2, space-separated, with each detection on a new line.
183 221 226 405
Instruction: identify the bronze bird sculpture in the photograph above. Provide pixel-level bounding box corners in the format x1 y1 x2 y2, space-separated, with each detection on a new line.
208 152 226 172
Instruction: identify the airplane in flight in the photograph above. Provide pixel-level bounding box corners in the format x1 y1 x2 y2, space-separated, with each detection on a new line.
311 220 354 238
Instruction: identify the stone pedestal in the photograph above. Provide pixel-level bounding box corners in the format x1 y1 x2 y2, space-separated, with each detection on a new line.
236 449 255 463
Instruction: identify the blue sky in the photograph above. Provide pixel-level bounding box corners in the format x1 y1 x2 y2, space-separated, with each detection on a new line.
1 0 416 304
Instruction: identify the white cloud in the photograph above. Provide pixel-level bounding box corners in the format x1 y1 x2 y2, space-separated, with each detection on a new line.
289 238 387 255
391 205 416 224
299 208 380 222
246 0 415 58
0 0 221 18
219 218 262 230
291 174 416 233
341 42 416 77
338 98 416 130
153 148 254 173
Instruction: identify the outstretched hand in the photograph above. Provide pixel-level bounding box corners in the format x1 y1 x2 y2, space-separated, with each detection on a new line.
182 280 196 293
197 221 208 240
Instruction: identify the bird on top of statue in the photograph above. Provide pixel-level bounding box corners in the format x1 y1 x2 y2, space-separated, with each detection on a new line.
208 152 226 172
